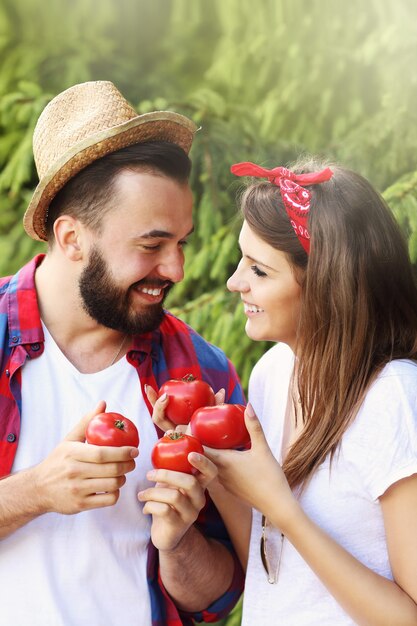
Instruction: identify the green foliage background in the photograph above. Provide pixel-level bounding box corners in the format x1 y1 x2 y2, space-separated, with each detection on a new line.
2 2 417 622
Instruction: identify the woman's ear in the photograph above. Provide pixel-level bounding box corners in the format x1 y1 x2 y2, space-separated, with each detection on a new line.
53 215 84 261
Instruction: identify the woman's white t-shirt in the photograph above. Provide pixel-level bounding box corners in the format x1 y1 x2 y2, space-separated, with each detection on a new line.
242 343 417 626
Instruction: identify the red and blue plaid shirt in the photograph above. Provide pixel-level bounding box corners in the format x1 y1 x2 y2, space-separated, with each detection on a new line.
0 254 245 626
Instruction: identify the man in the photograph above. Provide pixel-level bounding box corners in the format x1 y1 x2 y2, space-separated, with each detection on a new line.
0 81 244 625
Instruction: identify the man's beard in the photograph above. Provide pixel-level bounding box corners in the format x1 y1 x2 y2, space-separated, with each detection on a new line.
79 245 173 335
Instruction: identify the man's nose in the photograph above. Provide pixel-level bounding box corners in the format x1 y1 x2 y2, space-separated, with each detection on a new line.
156 248 185 284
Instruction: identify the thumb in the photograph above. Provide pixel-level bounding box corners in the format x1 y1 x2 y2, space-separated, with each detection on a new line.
144 384 158 407
214 388 225 405
65 400 106 442
244 403 267 449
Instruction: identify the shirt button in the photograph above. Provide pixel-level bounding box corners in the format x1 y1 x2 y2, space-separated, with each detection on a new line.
5 369 10 377
31 343 41 352
7 433 16 443
11 336 19 343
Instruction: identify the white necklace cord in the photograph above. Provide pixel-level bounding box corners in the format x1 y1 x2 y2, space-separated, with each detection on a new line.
109 334 127 367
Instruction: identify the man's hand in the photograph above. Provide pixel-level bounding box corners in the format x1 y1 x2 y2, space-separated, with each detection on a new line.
0 401 138 540
138 451 217 551
33 401 138 515
143 384 232 550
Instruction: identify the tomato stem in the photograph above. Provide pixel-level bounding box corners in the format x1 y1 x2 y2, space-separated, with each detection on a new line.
182 374 196 382
168 432 185 440
114 420 126 431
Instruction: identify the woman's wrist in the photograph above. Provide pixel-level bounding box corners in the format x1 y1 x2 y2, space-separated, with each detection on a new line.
267 496 304 537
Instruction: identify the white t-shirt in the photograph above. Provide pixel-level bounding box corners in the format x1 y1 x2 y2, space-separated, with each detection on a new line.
0 325 158 626
242 343 417 626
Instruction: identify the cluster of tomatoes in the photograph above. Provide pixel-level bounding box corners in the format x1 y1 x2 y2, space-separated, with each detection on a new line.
85 375 249 476
152 375 249 474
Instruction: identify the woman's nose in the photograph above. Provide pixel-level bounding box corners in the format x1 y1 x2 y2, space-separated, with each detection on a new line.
227 267 249 293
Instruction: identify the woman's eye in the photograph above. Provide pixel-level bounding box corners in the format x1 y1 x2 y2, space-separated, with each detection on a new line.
251 265 267 277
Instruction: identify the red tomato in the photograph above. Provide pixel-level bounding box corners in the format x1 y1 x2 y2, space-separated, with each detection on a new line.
85 412 139 447
151 432 204 474
190 404 250 449
157 374 215 425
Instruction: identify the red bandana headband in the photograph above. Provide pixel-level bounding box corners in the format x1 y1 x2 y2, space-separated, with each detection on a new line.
230 162 333 254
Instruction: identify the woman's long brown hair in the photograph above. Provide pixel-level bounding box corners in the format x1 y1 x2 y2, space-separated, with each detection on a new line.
240 157 417 489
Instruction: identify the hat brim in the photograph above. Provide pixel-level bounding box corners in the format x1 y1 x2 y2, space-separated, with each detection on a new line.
24 110 197 241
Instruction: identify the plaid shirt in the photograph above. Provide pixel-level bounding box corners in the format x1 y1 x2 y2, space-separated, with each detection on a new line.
0 254 245 626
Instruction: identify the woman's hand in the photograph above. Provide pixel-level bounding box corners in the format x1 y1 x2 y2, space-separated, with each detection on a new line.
204 403 297 533
145 383 225 434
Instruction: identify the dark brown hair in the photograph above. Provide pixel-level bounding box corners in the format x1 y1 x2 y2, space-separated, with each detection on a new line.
240 156 417 488
46 140 191 241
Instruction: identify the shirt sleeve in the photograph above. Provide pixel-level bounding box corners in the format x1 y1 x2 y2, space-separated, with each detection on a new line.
180 496 245 622
147 495 244 626
345 361 417 500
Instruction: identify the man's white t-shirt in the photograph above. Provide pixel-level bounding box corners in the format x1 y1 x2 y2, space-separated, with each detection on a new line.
0 324 158 625
242 343 417 626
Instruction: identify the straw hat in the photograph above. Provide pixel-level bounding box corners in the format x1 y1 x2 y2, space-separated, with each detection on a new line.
23 80 198 241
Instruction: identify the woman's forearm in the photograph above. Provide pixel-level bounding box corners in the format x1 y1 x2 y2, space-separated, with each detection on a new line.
276 504 417 626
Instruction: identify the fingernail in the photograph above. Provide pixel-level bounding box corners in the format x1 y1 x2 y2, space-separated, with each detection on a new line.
159 392 167 402
147 470 156 480
130 448 139 458
144 384 149 392
189 452 202 463
246 403 255 418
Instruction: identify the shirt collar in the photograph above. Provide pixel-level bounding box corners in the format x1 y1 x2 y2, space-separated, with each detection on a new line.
7 254 45 347
7 253 162 359
129 326 160 362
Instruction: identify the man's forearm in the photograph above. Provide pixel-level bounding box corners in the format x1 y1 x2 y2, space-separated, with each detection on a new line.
0 467 44 539
159 524 235 612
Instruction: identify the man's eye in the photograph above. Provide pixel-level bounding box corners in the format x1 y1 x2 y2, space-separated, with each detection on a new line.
251 265 267 277
141 244 161 251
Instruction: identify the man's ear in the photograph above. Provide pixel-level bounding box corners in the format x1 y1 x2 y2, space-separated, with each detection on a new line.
53 215 84 261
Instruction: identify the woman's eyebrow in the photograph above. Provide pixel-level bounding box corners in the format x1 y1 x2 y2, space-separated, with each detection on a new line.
238 240 279 272
245 254 278 272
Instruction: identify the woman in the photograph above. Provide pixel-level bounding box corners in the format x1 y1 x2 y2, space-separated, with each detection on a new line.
148 157 417 625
